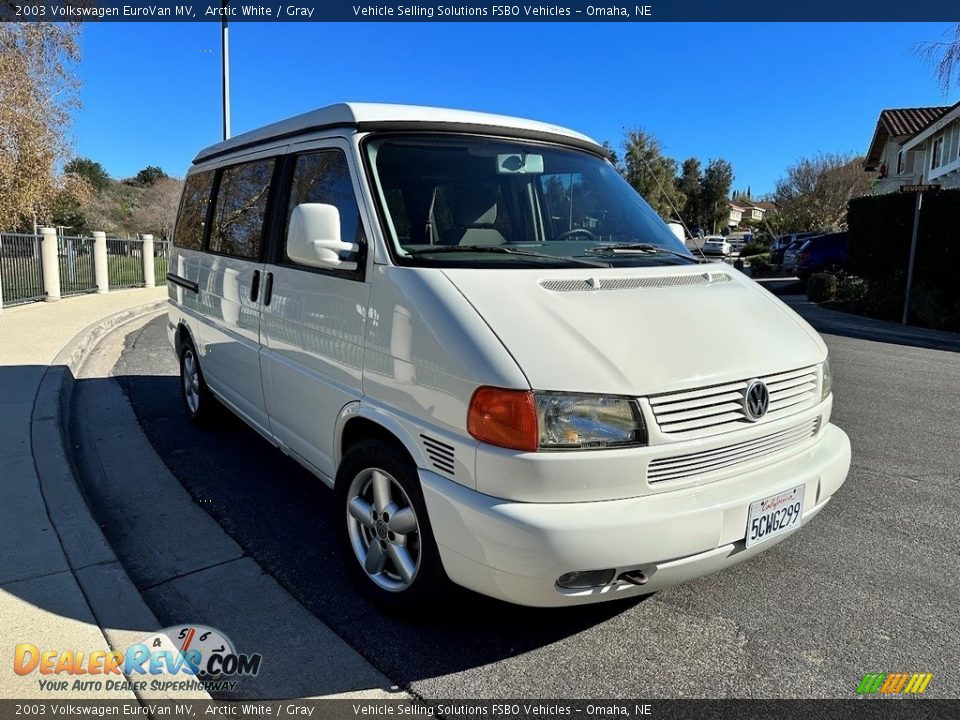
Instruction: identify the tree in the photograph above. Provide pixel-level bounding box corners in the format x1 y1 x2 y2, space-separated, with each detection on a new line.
773 153 872 231
600 140 622 172
129 176 182 239
676 157 702 227
621 128 684 220
912 23 960 93
700 158 734 233
0 23 81 228
65 157 109 192
133 165 168 187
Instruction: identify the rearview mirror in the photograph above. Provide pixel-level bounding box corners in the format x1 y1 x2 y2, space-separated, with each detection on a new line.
287 203 359 271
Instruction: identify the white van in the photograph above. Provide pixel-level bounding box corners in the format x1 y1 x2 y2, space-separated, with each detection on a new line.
166 103 850 608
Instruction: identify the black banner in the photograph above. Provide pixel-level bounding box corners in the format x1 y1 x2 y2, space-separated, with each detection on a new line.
2 0 959 22
0 700 957 720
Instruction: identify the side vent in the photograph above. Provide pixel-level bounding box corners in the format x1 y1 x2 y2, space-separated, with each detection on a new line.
420 434 455 476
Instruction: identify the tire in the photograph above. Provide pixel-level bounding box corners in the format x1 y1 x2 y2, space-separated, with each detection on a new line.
335 439 448 611
179 336 217 425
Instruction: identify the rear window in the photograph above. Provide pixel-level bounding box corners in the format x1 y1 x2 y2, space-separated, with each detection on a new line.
173 171 215 250
209 158 276 260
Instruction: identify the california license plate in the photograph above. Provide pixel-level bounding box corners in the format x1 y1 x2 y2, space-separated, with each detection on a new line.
745 485 805 548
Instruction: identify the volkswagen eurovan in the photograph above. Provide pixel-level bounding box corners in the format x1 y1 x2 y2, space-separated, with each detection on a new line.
166 103 851 608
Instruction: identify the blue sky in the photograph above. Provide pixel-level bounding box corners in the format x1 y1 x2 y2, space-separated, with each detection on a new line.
74 21 957 195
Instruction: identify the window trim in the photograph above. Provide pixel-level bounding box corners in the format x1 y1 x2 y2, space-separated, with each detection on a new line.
267 146 368 283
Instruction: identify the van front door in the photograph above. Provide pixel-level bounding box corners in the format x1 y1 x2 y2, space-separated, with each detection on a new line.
197 154 278 436
260 143 370 479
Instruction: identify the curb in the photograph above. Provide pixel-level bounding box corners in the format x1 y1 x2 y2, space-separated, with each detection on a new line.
29 299 212 702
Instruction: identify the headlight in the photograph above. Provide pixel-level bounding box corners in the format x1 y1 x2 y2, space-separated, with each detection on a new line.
535 393 646 450
821 357 832 400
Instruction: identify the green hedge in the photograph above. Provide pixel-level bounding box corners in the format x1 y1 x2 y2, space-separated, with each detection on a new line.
847 189 960 331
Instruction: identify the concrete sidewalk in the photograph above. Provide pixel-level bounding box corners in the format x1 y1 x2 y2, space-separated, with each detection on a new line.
1 288 399 702
0 289 172 699
780 294 960 353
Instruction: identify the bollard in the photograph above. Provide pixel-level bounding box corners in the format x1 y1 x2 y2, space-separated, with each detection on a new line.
141 234 155 288
92 231 109 293
40 227 61 302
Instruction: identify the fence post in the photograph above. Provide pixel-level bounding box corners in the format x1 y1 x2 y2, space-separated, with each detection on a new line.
142 234 155 288
92 231 109 294
40 227 61 302
0 255 4 313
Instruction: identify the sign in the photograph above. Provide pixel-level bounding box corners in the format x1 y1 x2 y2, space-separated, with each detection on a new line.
900 184 940 193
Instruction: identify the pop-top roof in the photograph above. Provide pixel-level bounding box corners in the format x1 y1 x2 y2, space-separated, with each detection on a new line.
193 102 602 164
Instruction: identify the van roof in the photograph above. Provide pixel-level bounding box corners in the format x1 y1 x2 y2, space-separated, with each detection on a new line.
193 102 603 164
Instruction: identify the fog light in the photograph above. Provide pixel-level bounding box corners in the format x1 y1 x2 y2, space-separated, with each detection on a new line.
556 569 616 589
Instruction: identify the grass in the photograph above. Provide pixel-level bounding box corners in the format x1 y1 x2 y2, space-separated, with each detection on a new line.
1 250 171 305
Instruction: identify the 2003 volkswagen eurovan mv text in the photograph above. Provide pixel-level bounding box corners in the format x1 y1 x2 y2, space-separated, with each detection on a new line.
166 103 851 608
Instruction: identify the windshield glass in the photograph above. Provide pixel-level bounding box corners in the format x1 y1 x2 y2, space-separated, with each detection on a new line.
365 134 697 268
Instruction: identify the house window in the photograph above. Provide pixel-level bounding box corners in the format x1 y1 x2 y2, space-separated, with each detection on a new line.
931 136 944 170
896 151 904 175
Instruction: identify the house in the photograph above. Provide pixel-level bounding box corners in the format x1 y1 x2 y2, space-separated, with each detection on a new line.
728 201 745 227
728 199 773 228
864 105 955 193
897 100 960 189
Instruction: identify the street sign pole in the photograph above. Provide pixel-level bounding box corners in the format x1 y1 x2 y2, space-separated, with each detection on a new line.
901 190 923 325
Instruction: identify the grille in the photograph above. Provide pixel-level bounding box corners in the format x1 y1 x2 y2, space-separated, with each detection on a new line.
421 434 455 476
647 418 820 484
539 272 730 293
649 366 819 439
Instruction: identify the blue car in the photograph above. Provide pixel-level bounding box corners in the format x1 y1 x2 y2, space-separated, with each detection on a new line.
795 232 849 280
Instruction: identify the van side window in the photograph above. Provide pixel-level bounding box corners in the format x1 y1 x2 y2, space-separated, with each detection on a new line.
210 157 276 260
173 170 215 250
285 150 364 260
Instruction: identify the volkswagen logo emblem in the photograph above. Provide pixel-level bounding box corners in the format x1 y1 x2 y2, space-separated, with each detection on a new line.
743 380 770 421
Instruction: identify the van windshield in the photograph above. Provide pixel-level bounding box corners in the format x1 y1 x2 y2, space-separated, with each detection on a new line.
364 134 697 268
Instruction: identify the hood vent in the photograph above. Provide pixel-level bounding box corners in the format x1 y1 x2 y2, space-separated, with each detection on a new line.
540 272 731 293
420 434 455 476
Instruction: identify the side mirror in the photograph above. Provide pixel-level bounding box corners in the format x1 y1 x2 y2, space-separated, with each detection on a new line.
287 203 359 271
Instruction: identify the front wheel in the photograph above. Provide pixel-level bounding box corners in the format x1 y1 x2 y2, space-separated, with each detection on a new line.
335 440 448 610
179 337 217 425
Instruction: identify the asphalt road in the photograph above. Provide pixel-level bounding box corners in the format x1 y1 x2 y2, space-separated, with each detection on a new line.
111 316 960 699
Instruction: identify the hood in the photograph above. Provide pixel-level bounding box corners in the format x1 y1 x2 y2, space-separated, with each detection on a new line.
441 265 825 396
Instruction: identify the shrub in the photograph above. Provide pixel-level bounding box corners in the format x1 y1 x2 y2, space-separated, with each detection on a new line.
806 273 837 303
744 253 770 275
847 189 960 328
837 275 868 305
739 240 768 258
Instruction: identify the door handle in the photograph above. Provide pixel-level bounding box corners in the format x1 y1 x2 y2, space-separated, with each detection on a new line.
250 270 261 302
263 272 274 307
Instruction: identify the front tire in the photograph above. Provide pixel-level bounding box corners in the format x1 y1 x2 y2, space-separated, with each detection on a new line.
335 439 448 611
179 337 217 425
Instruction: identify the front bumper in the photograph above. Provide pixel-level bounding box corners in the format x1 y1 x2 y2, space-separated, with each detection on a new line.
420 423 850 607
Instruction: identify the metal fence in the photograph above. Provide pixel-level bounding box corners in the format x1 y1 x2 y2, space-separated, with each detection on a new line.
0 233 45 305
106 237 145 288
155 239 171 285
58 235 97 296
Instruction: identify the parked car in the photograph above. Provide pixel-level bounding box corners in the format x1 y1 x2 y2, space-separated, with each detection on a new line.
167 102 850 609
794 232 849 280
782 238 813 272
771 232 816 267
701 235 731 256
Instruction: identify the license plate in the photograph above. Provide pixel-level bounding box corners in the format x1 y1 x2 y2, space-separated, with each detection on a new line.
745 485 805 548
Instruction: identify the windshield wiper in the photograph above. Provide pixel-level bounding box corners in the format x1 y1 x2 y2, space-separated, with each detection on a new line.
404 245 609 268
584 243 702 263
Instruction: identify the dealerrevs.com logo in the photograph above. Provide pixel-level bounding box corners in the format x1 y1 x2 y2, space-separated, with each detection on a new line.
13 625 262 694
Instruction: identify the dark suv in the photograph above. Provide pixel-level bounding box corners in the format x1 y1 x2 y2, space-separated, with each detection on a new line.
795 232 849 280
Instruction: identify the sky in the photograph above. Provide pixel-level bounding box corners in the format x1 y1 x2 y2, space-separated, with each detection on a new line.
73 21 958 196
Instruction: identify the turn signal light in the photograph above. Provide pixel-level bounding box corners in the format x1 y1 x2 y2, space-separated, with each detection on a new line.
467 387 538 452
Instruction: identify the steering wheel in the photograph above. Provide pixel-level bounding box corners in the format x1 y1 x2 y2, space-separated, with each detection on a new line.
552 227 596 242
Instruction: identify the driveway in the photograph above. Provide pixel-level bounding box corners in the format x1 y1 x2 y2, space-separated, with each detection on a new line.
106 316 960 699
